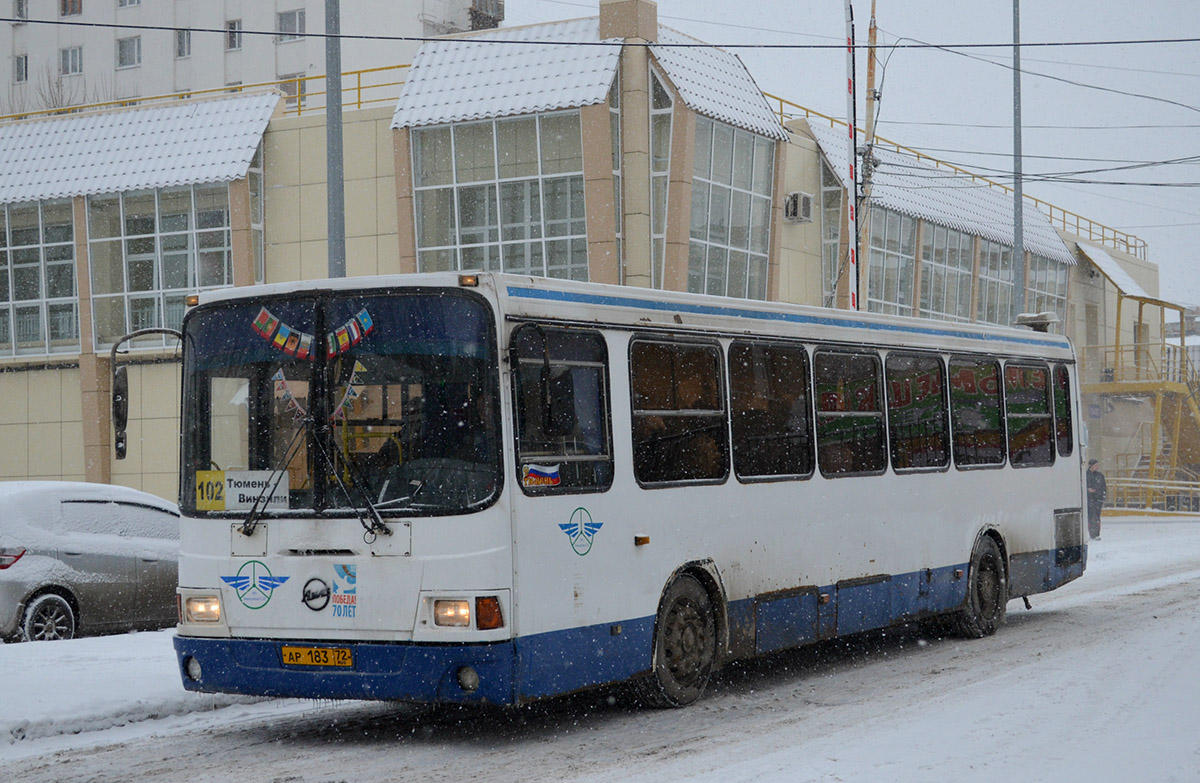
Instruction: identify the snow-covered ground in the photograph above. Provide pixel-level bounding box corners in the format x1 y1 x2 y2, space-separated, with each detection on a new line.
4 517 1200 782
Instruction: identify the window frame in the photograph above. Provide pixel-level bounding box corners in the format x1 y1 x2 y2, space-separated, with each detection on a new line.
1004 361 1056 468
510 323 614 496
0 200 80 357
728 339 815 483
813 348 888 478
226 19 244 51
60 0 81 17
885 351 951 473
175 29 192 59
1053 363 1075 458
59 46 83 76
116 36 141 69
948 355 1007 469
629 337 729 487
13 53 28 84
276 9 306 43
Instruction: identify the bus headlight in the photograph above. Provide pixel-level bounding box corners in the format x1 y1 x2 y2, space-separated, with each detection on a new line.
185 595 222 623
433 599 471 627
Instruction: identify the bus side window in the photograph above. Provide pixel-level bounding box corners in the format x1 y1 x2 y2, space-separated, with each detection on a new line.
630 339 728 485
511 324 614 494
1005 363 1055 467
814 350 887 476
949 356 1006 467
729 340 814 480
885 352 949 471
1053 364 1074 457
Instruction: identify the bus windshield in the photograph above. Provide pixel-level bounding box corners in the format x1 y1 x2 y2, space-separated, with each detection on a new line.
181 290 500 517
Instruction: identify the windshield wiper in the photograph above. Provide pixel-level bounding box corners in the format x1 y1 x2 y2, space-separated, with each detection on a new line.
307 429 392 539
240 418 308 537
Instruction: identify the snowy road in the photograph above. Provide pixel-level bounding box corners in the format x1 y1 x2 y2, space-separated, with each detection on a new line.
5 517 1200 782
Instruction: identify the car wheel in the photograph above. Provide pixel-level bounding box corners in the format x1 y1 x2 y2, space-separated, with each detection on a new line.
636 575 717 708
953 536 1007 639
22 594 76 641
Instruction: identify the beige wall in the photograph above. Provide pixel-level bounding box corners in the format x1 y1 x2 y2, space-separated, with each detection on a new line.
775 123 826 307
108 361 182 500
0 366 86 483
262 106 400 283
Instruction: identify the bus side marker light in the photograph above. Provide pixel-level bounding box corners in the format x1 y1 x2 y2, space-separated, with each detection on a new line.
434 600 471 627
475 596 504 630
819 593 831 605
459 274 479 287
954 569 965 580
634 535 650 546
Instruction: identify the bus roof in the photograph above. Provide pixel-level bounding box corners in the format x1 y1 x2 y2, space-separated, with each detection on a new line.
195 272 1074 360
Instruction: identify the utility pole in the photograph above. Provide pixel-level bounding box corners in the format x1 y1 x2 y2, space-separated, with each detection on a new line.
862 1 879 216
843 1 859 311
326 0 346 278
1012 0 1026 319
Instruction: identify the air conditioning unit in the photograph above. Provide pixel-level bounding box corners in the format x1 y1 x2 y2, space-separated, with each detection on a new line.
783 191 814 223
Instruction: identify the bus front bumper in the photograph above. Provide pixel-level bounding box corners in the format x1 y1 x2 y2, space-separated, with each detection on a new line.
174 634 516 705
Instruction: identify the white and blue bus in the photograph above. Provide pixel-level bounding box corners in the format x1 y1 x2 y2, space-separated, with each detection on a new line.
172 272 1086 707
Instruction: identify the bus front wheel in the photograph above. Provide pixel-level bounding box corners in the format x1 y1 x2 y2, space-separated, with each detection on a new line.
953 536 1007 638
637 575 717 708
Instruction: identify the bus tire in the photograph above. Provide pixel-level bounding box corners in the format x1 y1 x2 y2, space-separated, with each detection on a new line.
953 536 1007 639
636 575 717 708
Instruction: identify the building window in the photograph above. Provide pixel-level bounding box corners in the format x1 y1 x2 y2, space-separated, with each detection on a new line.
175 29 191 58
411 110 588 281
248 143 265 283
0 200 80 357
276 9 305 42
649 71 672 289
87 185 232 349
1027 253 1068 332
277 73 305 110
226 19 243 51
689 115 775 299
14 53 28 83
60 46 83 76
14 0 28 21
866 205 916 316
60 0 81 16
117 0 140 7
116 36 141 69
919 222 974 322
820 160 842 304
976 238 1014 325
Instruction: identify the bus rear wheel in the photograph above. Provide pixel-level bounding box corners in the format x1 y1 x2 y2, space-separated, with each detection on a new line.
637 575 717 708
953 536 1007 638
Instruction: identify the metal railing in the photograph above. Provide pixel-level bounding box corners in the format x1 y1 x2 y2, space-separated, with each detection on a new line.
763 92 1149 261
0 66 1149 264
1107 477 1200 513
0 64 410 123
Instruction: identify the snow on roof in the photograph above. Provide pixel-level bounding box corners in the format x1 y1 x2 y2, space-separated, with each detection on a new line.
808 121 1075 266
390 19 786 140
650 27 787 140
0 92 279 204
391 19 622 128
1077 243 1151 299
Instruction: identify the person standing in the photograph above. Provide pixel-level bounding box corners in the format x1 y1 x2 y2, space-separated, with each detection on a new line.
1086 459 1107 540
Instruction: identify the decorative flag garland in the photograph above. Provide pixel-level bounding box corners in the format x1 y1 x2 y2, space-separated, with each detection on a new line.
331 361 368 422
250 306 374 361
271 369 308 422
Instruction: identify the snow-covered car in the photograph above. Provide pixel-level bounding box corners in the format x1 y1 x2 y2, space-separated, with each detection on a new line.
0 482 180 642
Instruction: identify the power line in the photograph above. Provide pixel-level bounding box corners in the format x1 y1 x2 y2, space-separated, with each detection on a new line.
875 27 1200 115
878 119 1200 130
2 16 1199 50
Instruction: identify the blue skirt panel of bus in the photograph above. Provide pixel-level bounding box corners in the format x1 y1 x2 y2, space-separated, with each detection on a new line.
173 547 1084 704
174 635 518 704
